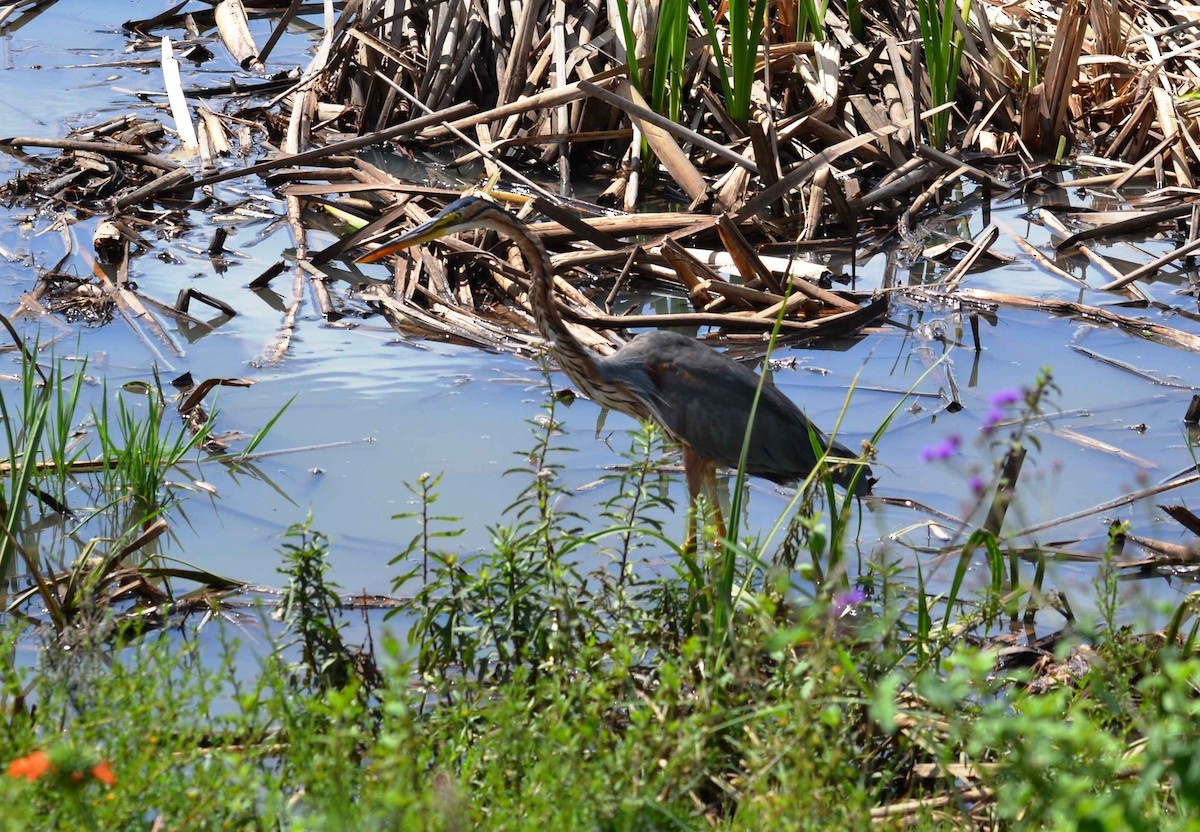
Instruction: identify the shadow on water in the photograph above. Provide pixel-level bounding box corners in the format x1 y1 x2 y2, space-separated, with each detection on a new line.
0 1 1198 643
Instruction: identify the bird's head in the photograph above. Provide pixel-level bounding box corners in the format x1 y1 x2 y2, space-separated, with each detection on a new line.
356 195 512 263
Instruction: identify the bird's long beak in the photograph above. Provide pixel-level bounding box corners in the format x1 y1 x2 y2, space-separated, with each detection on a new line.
355 212 460 264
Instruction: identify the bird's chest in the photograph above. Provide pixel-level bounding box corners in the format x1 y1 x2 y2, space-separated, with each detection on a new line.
572 374 652 422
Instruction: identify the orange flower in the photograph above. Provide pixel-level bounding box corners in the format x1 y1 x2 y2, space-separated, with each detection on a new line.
90 761 115 786
6 748 113 787
6 750 53 783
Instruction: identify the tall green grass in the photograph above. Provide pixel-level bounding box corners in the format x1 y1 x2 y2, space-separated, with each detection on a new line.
92 377 214 522
0 350 183 580
718 0 769 124
794 0 830 42
649 0 689 125
0 354 54 580
614 0 767 127
709 281 876 647
917 0 973 147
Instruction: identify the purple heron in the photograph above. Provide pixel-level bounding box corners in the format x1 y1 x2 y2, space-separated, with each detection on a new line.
358 196 872 538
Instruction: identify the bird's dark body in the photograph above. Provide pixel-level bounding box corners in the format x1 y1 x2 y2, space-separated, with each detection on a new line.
598 331 860 490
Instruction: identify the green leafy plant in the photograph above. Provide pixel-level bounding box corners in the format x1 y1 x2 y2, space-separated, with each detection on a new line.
596 419 675 592
278 518 382 700
390 390 599 696
4 420 1200 830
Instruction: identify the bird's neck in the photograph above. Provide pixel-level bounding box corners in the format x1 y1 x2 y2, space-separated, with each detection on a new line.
513 229 603 384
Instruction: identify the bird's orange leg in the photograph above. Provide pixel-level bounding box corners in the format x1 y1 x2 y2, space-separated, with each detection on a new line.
682 445 703 553
682 446 723 551
701 462 727 543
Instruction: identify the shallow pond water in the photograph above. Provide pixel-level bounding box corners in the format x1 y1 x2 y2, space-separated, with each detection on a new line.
1 0 1198 635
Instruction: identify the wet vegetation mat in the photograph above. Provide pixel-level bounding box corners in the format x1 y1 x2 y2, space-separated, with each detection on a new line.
5 0 1200 828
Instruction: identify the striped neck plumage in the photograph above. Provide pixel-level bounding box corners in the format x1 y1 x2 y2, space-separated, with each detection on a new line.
506 222 602 385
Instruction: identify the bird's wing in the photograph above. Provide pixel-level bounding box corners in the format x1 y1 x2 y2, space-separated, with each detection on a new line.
606 332 843 484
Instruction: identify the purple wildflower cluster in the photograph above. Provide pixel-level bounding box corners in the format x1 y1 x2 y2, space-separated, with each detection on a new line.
920 434 960 463
982 387 1022 433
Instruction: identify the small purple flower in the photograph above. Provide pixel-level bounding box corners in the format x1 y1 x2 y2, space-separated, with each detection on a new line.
981 408 1006 432
832 588 865 618
981 388 1023 433
988 388 1022 408
920 434 961 462
969 475 985 494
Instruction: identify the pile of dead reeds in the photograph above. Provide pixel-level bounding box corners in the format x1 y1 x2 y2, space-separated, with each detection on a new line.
5 0 1200 356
